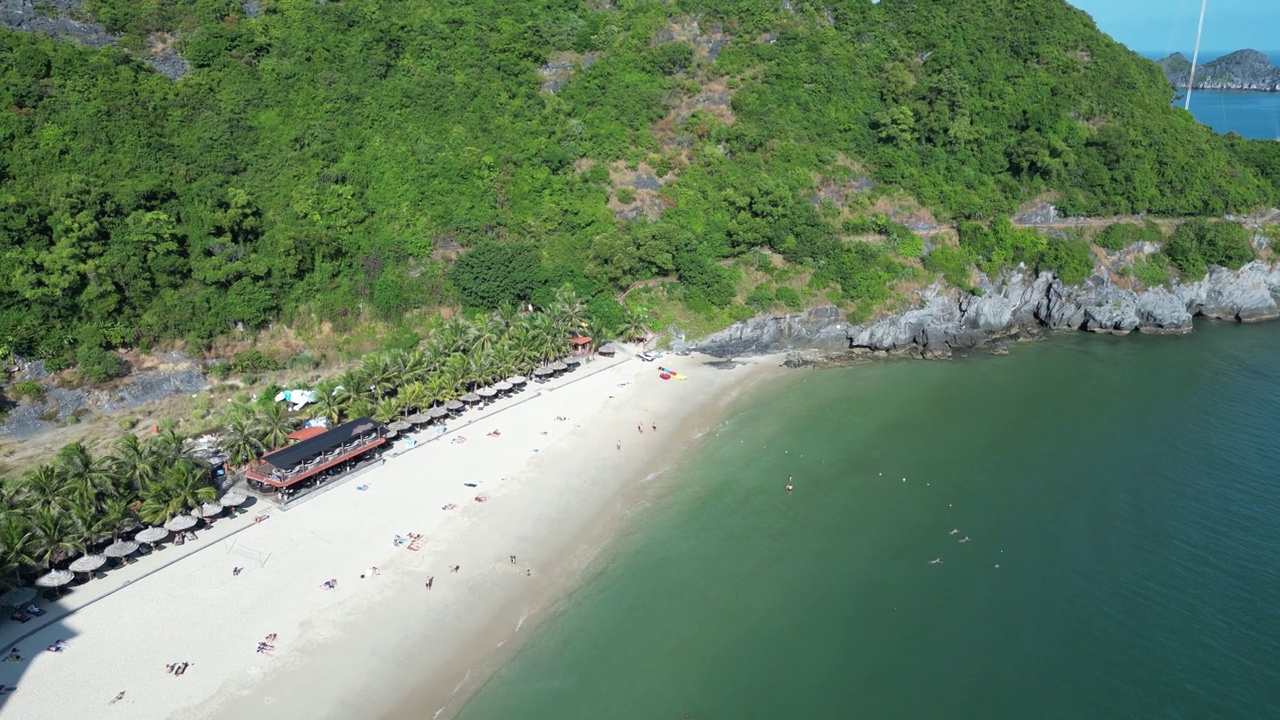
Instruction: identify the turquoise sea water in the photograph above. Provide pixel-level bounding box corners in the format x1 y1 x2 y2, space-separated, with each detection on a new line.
456 323 1280 719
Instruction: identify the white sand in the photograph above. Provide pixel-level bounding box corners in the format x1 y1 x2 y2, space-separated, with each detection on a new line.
0 351 781 720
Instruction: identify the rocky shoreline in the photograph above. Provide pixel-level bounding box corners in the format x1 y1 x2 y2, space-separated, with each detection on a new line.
694 260 1280 365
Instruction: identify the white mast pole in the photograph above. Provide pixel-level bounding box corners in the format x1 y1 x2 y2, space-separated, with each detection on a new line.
1184 0 1208 110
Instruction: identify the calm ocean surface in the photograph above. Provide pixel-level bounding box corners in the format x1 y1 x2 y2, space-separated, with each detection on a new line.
455 322 1280 719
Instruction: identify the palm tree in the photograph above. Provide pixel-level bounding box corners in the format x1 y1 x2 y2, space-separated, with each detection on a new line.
111 434 158 495
138 459 216 525
399 381 431 414
149 429 189 468
254 402 297 450
223 416 263 467
94 497 136 543
313 379 348 425
56 441 114 509
619 304 652 343
18 464 67 513
552 285 588 332
30 506 86 570
0 517 37 584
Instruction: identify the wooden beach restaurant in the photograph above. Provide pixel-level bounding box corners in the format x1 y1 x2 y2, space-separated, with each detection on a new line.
245 417 390 494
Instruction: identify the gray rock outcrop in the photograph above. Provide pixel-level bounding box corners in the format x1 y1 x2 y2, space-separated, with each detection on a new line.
695 261 1280 359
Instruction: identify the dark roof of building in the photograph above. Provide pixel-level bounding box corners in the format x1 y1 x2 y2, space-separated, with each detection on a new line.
261 417 386 470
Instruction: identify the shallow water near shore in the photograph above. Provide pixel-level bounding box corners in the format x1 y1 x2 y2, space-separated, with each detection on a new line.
451 321 1280 719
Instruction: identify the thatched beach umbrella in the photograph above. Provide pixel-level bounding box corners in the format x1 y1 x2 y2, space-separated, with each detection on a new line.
103 540 139 559
384 429 398 439
69 554 106 574
564 356 582 367
35 569 74 589
0 587 36 607
444 399 464 411
493 381 512 392
407 412 431 425
135 526 169 544
197 502 224 519
533 366 553 378
429 406 449 419
506 375 527 385
460 392 481 404
165 514 198 532
477 386 496 398
387 419 411 433
219 490 248 507
550 360 568 371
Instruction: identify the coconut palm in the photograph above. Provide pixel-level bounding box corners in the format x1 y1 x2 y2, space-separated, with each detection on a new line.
222 416 263 467
254 402 298 450
94 497 136 543
0 517 37 584
619 304 652 342
56 442 115 509
111 434 158 495
150 428 189 468
399 381 431 415
30 506 86 570
313 379 348 425
17 465 67 513
552 285 588 332
138 459 216 525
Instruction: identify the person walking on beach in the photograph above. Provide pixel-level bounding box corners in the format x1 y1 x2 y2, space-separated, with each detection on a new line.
651 422 657 432
616 440 621 451
232 566 242 577
426 576 434 590
451 565 460 573
510 555 516 564
110 691 126 705
638 423 644 434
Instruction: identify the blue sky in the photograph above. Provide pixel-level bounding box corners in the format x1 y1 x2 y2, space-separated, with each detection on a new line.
1068 0 1280 54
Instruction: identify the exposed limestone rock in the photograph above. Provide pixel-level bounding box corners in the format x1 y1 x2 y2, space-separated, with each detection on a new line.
694 261 1280 359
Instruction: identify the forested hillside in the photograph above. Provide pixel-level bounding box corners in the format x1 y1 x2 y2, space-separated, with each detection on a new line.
1 0 1277 368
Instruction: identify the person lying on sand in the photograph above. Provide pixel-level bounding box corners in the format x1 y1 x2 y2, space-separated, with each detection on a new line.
487 429 501 437
109 691 126 704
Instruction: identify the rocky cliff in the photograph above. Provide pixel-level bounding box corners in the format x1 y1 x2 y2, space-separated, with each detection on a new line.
694 259 1280 362
1159 50 1280 92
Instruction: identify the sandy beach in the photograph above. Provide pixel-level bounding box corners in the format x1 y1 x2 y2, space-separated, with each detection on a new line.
0 350 782 720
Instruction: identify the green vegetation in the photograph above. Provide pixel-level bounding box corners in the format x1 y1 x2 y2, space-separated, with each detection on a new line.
1095 222 1166 251
0 435 217 592
10 379 45 401
1164 220 1254 278
0 0 1277 372
1126 256 1173 288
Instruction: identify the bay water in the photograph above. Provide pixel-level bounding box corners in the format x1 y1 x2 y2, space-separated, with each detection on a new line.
455 322 1280 719
1156 50 1280 139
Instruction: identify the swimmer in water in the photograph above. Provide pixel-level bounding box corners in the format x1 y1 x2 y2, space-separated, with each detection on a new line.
928 558 942 565
959 536 970 543
949 528 959 535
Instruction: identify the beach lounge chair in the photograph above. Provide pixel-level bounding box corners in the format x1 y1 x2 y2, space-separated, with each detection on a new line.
9 611 30 623
25 604 43 617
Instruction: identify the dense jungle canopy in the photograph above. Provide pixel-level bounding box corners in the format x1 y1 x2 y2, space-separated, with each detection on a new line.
1 0 1278 366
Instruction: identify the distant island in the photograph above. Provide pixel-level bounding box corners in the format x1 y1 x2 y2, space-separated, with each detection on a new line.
1159 50 1280 92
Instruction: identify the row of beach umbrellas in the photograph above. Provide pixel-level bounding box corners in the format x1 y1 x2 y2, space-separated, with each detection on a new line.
7 490 252 594
387 376 535 433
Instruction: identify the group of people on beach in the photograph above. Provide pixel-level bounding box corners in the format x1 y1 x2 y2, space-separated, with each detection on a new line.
163 661 191 676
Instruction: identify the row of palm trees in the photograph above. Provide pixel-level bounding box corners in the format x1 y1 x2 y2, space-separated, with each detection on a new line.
0 289 653 592
221 290 651 464
0 432 215 592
